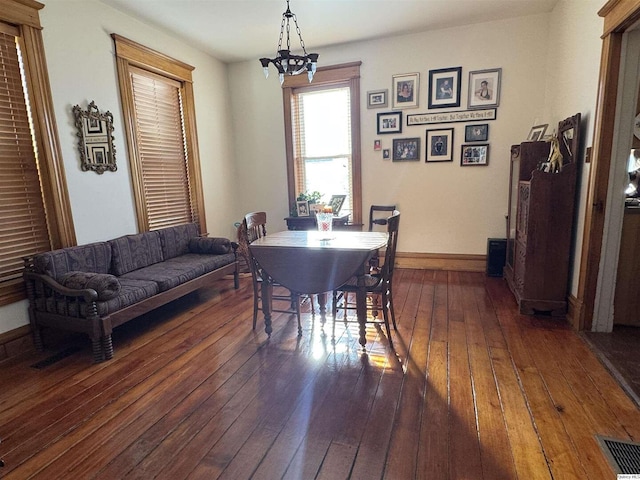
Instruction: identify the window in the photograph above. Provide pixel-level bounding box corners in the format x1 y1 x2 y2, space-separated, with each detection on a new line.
112 35 206 232
0 3 75 306
283 62 362 224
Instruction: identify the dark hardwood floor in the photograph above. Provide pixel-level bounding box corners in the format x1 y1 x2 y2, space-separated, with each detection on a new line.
1 269 639 479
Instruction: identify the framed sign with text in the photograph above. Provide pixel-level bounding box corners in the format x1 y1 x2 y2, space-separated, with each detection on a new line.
407 109 497 126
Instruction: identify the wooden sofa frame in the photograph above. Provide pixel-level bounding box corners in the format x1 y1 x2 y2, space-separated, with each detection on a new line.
23 258 238 363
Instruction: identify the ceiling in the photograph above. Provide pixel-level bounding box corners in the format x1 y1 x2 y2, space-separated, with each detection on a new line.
98 0 559 64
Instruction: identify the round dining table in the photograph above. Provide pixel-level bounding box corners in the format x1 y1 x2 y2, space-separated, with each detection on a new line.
249 230 388 348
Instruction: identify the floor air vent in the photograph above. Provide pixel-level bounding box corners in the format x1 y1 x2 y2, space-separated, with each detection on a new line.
597 435 640 474
30 346 81 369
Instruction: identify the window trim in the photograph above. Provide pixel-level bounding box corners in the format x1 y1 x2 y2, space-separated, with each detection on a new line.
0 0 76 305
282 62 362 225
111 34 207 233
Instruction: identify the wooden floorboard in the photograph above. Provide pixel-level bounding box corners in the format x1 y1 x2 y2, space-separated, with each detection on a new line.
0 271 637 479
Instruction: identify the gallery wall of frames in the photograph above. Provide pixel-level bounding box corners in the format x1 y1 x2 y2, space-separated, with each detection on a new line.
369 67 509 167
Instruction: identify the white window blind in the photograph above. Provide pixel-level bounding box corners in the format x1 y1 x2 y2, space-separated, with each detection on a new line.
291 86 353 216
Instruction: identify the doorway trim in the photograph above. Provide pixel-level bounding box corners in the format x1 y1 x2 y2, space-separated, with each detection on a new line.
576 0 640 331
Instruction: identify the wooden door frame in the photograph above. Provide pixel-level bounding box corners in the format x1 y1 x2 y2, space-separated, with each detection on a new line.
575 0 640 331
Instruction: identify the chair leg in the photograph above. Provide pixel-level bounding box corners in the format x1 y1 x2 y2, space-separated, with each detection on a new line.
343 292 349 317
294 293 302 336
381 291 393 348
252 281 260 330
388 286 397 330
252 296 259 330
332 291 338 319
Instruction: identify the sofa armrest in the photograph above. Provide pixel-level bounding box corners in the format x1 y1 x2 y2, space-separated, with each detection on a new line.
24 270 100 303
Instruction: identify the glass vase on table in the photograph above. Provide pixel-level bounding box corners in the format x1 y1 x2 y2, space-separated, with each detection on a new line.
316 206 334 240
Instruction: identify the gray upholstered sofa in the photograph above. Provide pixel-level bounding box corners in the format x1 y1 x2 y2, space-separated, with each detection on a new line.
23 223 238 362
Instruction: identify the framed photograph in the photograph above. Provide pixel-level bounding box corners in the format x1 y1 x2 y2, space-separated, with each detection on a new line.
310 203 325 214
296 200 310 216
374 139 381 151
392 137 421 162
383 149 390 160
392 73 419 109
428 67 462 109
377 111 402 134
328 194 346 214
425 128 454 163
527 124 548 141
367 89 388 109
468 68 502 109
465 124 489 142
461 144 489 166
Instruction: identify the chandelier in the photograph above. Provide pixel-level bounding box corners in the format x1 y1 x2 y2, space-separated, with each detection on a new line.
259 0 319 85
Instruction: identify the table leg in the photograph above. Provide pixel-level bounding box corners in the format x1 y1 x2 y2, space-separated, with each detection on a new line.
261 278 273 336
317 292 327 324
356 277 367 349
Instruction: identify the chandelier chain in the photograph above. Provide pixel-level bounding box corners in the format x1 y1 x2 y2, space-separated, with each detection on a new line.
277 16 286 52
292 15 308 54
286 16 291 51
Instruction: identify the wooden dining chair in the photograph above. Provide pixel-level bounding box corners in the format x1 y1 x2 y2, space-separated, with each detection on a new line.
339 204 397 315
332 210 400 347
368 204 396 270
369 204 397 232
237 211 304 335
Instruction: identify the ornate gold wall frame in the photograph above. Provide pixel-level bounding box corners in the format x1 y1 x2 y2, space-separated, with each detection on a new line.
72 101 116 174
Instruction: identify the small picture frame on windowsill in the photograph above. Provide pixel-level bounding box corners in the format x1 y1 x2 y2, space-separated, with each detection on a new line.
328 194 346 214
296 200 310 216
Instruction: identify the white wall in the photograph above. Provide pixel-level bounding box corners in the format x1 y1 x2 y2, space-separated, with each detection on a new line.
231 14 553 255
540 0 603 296
0 0 606 336
0 0 237 334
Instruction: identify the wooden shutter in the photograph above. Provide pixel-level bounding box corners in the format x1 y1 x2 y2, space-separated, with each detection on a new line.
130 67 193 230
0 27 50 301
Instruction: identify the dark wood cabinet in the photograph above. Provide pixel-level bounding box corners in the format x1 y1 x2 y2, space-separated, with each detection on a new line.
284 214 350 231
504 114 581 316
